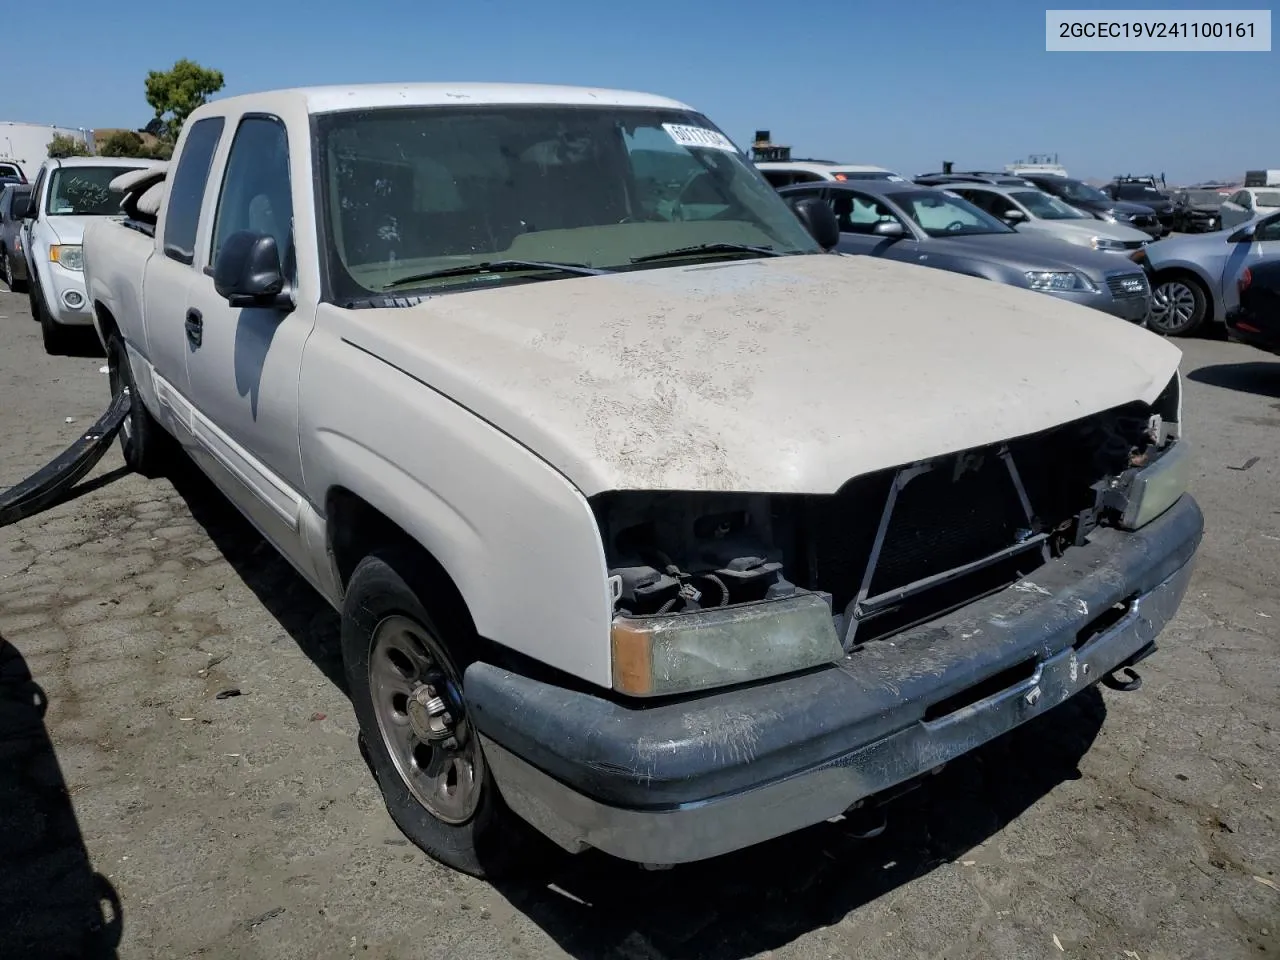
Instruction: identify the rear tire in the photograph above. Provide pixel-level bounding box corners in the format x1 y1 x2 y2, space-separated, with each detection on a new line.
341 549 537 878
106 332 173 477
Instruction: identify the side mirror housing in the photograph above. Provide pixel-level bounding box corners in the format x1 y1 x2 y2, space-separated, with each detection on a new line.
213 231 293 309
872 219 906 239
1003 208 1028 222
13 192 35 219
789 197 840 250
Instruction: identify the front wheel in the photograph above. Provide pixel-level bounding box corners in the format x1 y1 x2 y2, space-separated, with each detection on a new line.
1148 275 1208 337
341 550 534 878
106 332 173 476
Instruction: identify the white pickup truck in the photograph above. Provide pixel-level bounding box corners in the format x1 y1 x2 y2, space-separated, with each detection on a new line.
82 83 1203 877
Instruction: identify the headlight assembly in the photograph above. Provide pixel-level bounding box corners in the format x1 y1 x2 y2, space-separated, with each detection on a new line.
611 592 843 697
50 244 83 271
1091 237 1128 251
1117 441 1191 531
1025 270 1098 293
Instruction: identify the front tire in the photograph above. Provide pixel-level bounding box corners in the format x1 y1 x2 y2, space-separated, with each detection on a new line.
32 281 73 355
1148 274 1208 337
106 332 172 477
341 549 532 878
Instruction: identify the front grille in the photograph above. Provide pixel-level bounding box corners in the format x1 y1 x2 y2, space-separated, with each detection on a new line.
802 402 1153 647
1106 272 1150 299
1132 214 1157 228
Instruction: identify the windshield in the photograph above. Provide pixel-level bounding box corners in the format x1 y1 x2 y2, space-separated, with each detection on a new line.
886 189 1014 237
1048 178 1110 205
1010 190 1088 220
1184 189 1226 205
315 105 818 299
1115 183 1165 201
45 166 138 216
1255 191 1280 208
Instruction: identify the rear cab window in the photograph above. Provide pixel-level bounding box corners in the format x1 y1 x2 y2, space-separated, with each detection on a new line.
163 117 226 264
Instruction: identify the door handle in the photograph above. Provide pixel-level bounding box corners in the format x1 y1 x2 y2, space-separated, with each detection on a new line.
185 308 203 348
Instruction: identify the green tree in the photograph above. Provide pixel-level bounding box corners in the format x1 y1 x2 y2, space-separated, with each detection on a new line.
98 129 147 158
47 133 90 159
144 59 225 142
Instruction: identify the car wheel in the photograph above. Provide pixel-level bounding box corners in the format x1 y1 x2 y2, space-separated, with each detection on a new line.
341 549 536 878
1 250 18 292
1148 275 1208 337
33 281 73 354
106 332 172 477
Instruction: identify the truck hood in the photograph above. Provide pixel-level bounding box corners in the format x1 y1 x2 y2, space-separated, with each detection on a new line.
339 253 1182 496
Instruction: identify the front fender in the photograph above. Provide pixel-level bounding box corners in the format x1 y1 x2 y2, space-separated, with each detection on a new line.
299 320 616 689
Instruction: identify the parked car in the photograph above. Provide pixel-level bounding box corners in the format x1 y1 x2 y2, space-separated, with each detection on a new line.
1225 257 1280 354
1103 178 1175 236
83 82 1200 876
777 179 1151 322
1131 209 1280 336
1021 174 1163 237
0 161 27 183
755 160 907 187
17 155 160 353
1219 188 1280 230
942 182 1151 253
1171 187 1231 233
914 171 1036 187
0 183 32 291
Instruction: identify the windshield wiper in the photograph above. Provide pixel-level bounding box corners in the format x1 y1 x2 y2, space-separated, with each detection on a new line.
629 242 780 264
382 258 610 291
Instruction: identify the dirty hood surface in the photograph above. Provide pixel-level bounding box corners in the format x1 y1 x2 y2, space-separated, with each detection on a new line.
343 254 1182 496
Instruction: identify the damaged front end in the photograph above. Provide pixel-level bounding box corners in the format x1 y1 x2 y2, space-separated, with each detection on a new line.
591 374 1187 698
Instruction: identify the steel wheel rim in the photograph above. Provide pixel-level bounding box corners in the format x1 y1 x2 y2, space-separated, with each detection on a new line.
1149 281 1197 332
369 614 482 824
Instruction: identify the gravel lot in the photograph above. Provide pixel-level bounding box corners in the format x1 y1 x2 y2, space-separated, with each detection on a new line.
1 287 1277 960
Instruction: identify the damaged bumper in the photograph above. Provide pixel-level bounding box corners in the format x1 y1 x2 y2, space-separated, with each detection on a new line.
466 495 1203 865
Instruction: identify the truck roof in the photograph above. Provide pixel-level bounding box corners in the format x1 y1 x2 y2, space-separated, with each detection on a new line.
203 83 695 117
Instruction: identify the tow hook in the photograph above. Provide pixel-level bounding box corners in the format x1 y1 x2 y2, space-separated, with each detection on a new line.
1102 666 1143 692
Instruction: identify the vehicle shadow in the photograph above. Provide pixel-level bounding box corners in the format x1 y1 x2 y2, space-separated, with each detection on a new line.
0 637 123 960
1188 359 1280 398
163 456 347 692
493 689 1105 960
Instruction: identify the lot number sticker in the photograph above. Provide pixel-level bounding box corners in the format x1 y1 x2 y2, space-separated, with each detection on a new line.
663 123 738 152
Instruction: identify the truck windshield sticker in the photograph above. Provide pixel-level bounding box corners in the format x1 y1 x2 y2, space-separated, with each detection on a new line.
662 123 738 152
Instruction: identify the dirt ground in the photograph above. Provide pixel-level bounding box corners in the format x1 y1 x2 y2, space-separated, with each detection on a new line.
1 288 1277 960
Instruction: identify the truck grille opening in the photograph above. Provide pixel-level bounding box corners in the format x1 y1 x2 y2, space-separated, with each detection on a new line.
591 398 1161 649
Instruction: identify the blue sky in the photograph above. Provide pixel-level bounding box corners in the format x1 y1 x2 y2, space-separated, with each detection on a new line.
17 0 1277 183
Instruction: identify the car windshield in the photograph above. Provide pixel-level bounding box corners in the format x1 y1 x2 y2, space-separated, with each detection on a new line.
1185 189 1226 205
45 166 138 216
1050 179 1110 204
1010 190 1089 220
1115 183 1164 201
1255 191 1280 208
886 189 1014 237
315 105 819 298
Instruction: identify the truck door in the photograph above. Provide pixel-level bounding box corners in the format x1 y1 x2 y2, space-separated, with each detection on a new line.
141 115 226 444
182 112 317 571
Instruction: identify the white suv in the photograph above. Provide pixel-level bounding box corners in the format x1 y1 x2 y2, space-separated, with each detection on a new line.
755 160 906 188
20 155 158 354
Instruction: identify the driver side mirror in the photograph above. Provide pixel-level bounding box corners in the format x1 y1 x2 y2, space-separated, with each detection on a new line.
213 231 294 310
1002 208 1028 223
789 197 840 251
872 219 906 239
13 192 34 219
1228 224 1256 243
